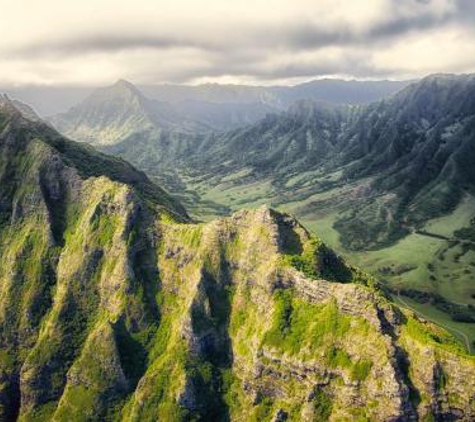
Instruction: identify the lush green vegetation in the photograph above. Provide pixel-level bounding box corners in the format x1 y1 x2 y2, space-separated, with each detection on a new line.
454 219 475 242
264 291 355 357
312 388 333 421
2 102 475 420
45 76 475 360
301 202 475 348
393 295 475 353
403 312 468 356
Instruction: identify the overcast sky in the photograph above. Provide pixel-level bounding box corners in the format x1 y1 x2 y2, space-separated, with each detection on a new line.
1 0 475 86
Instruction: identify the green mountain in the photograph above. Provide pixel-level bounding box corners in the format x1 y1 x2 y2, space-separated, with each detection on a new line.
90 75 475 348
1 94 475 421
101 75 475 241
164 74 475 249
49 81 279 142
46 79 412 143
48 80 211 146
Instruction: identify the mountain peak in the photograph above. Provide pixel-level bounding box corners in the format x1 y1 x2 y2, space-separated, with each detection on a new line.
113 78 137 90
47 78 154 145
71 79 144 106
408 72 475 89
0 93 42 123
1 113 474 420
107 79 143 98
0 93 16 112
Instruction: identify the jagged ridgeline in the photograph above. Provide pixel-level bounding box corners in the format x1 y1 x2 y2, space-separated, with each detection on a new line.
0 100 474 421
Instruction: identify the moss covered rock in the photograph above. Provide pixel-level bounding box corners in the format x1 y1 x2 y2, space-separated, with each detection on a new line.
0 103 474 421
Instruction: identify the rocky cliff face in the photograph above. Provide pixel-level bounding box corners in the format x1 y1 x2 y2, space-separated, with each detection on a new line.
0 102 474 421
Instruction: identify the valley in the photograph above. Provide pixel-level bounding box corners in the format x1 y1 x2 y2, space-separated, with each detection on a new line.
56 74 475 353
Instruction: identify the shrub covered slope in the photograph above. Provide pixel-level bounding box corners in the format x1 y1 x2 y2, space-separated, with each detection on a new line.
0 99 474 421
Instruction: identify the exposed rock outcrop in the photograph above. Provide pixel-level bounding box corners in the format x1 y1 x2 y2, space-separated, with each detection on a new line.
0 103 474 421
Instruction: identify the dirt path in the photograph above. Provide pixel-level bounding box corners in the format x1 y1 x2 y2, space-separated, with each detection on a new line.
394 293 472 354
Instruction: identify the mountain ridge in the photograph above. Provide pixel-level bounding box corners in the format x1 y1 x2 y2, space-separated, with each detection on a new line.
1 99 475 421
109 73 475 250
91 74 475 337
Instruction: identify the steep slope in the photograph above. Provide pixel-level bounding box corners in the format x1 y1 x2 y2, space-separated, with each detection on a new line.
1 99 475 421
184 100 356 180
49 80 209 146
101 100 355 214
110 74 475 251
0 94 188 224
270 78 411 106
48 78 411 145
48 81 279 144
49 80 156 146
96 75 475 336
334 74 475 238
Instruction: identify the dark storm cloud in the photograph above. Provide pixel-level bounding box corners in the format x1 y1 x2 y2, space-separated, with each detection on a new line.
456 0 475 22
282 9 455 51
4 34 215 57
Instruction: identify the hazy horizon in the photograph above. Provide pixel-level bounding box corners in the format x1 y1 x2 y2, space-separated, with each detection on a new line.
0 75 415 116
1 75 420 89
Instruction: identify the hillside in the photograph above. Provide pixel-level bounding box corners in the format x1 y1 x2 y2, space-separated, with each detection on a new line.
164 75 475 246
103 75 475 248
2 78 410 117
47 78 412 143
92 75 475 344
1 97 475 421
48 81 279 142
48 80 212 146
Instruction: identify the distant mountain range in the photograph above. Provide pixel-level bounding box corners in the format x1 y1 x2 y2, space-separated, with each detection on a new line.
43 74 475 247
140 78 411 106
175 74 475 248
48 80 278 143
2 78 410 120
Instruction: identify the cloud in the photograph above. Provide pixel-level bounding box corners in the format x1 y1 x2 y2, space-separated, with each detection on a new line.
0 0 474 86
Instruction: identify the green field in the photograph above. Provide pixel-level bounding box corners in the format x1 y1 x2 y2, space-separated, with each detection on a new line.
187 176 475 306
302 215 475 352
424 195 475 237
